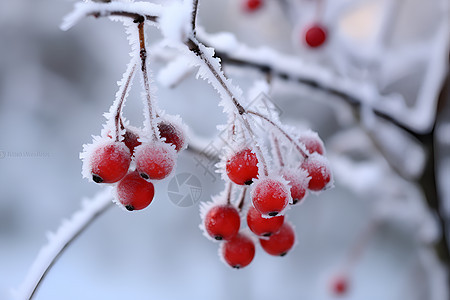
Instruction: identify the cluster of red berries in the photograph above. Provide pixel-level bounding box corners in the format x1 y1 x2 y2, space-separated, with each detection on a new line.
81 118 186 211
201 126 332 268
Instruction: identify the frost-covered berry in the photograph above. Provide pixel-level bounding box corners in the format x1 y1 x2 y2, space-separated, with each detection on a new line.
330 275 349 295
304 24 327 48
251 177 290 216
117 171 155 211
135 142 177 180
244 0 263 12
226 148 259 185
301 153 332 191
298 131 325 155
247 206 284 237
280 168 310 204
158 121 185 152
123 129 141 154
259 222 295 256
204 204 241 240
221 233 255 269
88 141 131 183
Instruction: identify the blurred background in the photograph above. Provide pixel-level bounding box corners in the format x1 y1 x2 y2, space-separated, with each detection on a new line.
0 0 449 299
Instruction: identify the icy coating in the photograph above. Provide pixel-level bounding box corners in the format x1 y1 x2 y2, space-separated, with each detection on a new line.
301 152 333 192
80 137 131 183
280 167 310 204
135 141 177 180
250 176 292 217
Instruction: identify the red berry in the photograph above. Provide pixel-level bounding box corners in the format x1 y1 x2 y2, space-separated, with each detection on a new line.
298 132 325 155
222 233 255 269
259 222 295 256
89 141 131 183
117 171 155 211
280 168 309 204
135 142 176 180
123 129 141 154
158 121 185 152
244 0 263 12
204 204 241 241
301 153 332 191
226 148 259 185
330 275 349 295
251 178 289 216
247 206 284 237
304 24 327 48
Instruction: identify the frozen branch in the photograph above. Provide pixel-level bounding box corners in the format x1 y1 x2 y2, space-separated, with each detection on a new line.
60 0 449 274
61 1 437 141
14 188 113 300
191 0 199 33
60 1 162 31
198 33 423 138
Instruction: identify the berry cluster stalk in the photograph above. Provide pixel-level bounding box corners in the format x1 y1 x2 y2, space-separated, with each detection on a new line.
137 19 158 140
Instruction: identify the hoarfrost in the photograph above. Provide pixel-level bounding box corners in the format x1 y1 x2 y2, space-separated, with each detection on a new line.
61 1 163 31
159 0 192 44
13 188 113 300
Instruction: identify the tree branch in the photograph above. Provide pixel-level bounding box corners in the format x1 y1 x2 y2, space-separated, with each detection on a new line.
14 189 113 300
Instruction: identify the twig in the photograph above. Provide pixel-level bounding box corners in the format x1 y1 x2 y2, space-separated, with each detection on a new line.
209 49 424 140
191 0 199 33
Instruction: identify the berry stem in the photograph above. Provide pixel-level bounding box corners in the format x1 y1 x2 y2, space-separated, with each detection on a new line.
226 181 233 205
237 187 247 212
247 110 309 159
343 219 379 273
315 0 325 21
272 136 285 167
114 62 137 141
137 21 158 140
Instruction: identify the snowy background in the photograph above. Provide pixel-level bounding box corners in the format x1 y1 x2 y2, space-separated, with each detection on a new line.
1 0 449 299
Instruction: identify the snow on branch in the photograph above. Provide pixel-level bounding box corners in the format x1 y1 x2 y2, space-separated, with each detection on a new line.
60 0 444 140
13 188 113 300
61 0 427 138
195 29 428 137
61 1 162 31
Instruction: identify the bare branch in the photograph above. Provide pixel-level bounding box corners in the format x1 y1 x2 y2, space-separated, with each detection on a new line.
191 0 199 33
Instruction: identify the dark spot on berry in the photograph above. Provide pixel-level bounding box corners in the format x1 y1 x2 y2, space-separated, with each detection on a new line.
279 252 287 257
232 265 241 269
268 211 278 217
140 172 149 180
262 232 272 237
125 205 135 211
214 235 223 241
92 174 103 183
291 199 299 205
244 180 253 185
